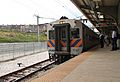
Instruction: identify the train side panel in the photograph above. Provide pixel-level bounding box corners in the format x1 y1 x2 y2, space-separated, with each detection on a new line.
82 23 99 51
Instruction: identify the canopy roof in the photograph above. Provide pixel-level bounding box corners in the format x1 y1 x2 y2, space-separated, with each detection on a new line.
71 0 119 33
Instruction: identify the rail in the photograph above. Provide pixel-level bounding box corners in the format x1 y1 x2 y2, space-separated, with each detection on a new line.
0 59 55 82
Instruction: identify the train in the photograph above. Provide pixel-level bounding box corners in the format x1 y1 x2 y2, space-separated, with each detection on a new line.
47 17 99 63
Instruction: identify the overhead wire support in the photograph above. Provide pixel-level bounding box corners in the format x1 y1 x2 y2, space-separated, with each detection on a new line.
34 15 40 42
34 14 57 42
38 16 57 20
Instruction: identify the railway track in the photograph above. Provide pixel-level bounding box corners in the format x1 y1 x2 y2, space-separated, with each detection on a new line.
0 59 55 82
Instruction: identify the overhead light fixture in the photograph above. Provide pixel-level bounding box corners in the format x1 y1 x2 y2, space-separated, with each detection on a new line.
99 15 104 19
96 5 99 8
97 12 100 15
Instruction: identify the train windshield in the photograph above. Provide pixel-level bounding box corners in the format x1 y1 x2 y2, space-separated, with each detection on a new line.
61 27 66 39
49 30 55 39
71 28 79 38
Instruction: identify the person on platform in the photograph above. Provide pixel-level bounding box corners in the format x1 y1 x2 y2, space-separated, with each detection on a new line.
104 35 110 46
111 30 118 51
99 34 104 48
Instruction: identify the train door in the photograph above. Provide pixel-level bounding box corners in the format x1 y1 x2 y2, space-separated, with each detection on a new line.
54 23 70 63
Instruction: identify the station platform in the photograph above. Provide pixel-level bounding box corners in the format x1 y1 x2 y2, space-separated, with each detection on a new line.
0 51 49 77
31 46 120 82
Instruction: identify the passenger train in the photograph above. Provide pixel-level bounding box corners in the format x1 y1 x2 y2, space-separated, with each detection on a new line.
47 17 99 63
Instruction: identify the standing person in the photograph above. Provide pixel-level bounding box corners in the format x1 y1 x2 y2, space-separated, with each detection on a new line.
104 35 110 46
99 34 104 48
111 30 117 51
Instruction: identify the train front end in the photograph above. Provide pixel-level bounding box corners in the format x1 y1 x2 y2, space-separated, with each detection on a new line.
47 19 83 63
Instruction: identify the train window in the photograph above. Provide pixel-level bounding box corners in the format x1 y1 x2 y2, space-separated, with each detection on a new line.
61 28 66 38
49 30 55 39
71 28 79 38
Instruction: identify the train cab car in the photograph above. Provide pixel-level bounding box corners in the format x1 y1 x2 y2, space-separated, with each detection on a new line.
47 19 99 63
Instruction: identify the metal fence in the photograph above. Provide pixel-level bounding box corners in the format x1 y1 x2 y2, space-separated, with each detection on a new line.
0 42 47 62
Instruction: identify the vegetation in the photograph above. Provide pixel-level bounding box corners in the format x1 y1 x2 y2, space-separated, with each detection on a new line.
0 30 47 42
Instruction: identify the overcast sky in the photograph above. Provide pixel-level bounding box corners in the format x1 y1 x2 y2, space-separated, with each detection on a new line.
0 0 93 27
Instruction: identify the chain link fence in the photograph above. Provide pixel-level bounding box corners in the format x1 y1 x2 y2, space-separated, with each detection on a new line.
0 42 47 62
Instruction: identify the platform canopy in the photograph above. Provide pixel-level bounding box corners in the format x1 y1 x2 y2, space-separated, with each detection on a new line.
71 0 120 34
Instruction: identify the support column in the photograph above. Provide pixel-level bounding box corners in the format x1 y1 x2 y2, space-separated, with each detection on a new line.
118 1 120 48
117 25 120 48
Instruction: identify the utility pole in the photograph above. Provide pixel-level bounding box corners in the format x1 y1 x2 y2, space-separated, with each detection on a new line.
34 15 56 42
34 15 40 42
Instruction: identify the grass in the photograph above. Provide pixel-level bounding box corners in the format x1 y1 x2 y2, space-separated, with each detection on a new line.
0 30 47 42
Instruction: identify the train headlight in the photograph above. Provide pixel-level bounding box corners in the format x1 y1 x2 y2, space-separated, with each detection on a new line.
59 21 65 24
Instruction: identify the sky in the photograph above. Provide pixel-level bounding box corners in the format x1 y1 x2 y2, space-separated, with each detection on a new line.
0 0 93 27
